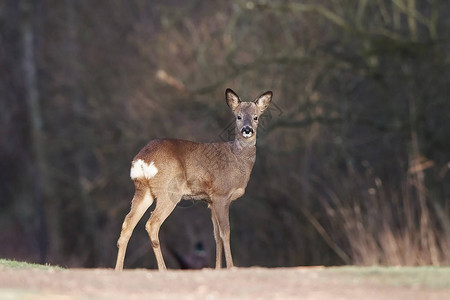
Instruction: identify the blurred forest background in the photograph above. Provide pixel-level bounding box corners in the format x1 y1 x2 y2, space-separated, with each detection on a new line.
0 0 449 269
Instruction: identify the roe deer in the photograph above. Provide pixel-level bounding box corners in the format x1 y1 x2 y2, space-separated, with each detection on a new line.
115 88 272 271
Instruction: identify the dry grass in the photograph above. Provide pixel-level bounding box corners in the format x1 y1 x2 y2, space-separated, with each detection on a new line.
307 172 450 266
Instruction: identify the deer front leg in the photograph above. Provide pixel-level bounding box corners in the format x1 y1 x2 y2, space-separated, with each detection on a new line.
211 201 234 268
211 208 223 269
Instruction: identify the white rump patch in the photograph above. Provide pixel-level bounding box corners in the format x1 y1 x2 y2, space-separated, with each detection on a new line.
130 159 158 180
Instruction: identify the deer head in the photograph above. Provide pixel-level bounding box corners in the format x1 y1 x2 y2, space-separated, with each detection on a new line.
225 88 272 142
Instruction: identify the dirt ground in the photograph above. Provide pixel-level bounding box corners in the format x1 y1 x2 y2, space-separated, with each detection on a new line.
0 266 449 299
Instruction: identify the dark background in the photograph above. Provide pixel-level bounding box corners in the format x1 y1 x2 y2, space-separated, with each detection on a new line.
1 0 449 269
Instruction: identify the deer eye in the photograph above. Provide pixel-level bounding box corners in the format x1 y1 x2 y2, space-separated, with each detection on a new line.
237 115 242 120
253 116 258 121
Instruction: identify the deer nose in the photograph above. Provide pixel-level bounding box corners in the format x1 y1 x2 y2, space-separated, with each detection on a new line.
241 126 254 137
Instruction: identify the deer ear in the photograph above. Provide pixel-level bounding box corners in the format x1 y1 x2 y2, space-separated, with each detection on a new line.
225 88 241 112
254 91 272 113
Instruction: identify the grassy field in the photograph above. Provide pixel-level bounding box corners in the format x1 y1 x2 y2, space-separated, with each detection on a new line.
0 259 449 299
326 266 450 289
0 259 62 270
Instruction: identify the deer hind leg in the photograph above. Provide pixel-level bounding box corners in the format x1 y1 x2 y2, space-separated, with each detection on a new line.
145 194 179 270
211 208 223 269
115 180 153 271
212 201 234 268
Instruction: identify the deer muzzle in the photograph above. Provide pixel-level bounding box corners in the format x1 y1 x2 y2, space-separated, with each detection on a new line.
241 126 254 138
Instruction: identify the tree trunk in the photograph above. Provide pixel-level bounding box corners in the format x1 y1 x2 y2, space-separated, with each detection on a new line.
21 0 48 264
65 0 99 266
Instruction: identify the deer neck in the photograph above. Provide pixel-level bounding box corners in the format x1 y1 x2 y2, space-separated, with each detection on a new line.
230 137 256 164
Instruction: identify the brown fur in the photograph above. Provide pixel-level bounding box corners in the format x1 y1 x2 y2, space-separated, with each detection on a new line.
115 88 272 270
